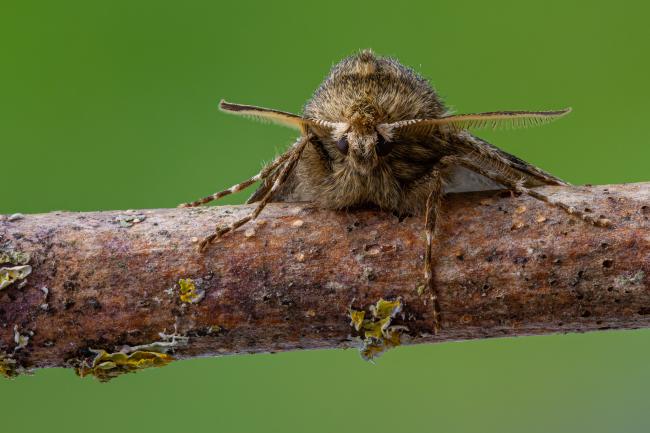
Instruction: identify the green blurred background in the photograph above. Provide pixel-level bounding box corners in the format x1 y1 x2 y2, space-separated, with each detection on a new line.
2 1 649 432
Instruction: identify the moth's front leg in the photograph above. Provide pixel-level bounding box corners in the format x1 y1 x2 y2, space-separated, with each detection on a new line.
422 155 458 333
198 134 311 251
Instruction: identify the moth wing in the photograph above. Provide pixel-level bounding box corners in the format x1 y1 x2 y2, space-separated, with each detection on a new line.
385 110 570 189
443 165 504 193
441 132 568 193
464 133 567 186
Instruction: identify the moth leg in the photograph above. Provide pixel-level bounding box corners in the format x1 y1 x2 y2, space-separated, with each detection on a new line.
245 161 284 204
424 162 446 334
454 156 611 227
179 151 293 208
198 134 311 251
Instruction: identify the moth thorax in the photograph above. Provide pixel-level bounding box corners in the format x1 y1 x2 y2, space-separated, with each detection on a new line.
348 49 378 76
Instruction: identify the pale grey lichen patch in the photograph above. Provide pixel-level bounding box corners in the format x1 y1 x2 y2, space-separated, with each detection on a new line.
119 331 189 354
40 286 50 310
7 213 24 222
615 270 646 289
0 265 32 290
114 213 146 228
0 248 30 266
13 325 30 351
0 242 32 291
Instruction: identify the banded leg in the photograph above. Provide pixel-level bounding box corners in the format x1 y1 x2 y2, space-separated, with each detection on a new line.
456 156 611 227
179 151 293 208
198 134 311 251
424 165 445 334
245 160 285 204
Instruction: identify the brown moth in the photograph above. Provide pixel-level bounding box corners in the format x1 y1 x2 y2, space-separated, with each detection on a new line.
181 49 609 332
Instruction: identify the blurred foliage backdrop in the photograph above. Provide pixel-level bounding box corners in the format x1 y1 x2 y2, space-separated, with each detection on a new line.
2 1 649 432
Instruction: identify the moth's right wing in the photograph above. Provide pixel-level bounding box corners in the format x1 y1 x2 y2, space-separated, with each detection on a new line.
383 109 571 190
459 132 568 187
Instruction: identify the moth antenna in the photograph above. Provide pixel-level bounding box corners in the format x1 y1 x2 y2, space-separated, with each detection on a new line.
219 99 311 132
310 119 349 138
219 100 347 137
382 108 572 136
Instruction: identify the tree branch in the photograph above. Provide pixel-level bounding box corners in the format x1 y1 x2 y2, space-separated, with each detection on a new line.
1 182 648 379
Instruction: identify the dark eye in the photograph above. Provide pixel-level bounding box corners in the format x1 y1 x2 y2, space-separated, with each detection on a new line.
375 133 394 156
336 135 349 155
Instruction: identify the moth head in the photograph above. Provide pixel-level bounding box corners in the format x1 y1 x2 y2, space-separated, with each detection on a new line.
218 99 395 174
323 125 393 174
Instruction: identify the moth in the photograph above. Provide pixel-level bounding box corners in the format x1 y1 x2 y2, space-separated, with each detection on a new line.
181 49 609 331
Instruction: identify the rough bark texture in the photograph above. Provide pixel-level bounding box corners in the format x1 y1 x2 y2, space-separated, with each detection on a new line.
0 182 648 377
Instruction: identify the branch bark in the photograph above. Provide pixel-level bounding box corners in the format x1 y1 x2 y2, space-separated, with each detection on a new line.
1 182 648 379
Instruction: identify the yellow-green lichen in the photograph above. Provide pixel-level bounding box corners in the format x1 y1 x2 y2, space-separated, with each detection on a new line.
76 349 174 382
349 310 365 331
0 265 32 290
0 354 17 379
178 278 205 304
76 331 188 382
206 325 222 334
349 298 406 361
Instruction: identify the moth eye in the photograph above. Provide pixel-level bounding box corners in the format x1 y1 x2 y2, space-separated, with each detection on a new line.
375 133 394 157
336 135 349 155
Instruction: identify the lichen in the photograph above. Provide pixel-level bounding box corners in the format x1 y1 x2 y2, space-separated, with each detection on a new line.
76 349 174 382
120 331 189 353
13 325 30 351
7 213 24 222
349 298 406 361
178 278 205 304
114 213 146 228
0 248 30 266
615 270 646 288
0 353 17 379
207 325 222 334
349 310 365 331
76 330 188 382
0 265 32 290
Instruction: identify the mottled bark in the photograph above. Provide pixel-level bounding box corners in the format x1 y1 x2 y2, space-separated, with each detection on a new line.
0 182 648 378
